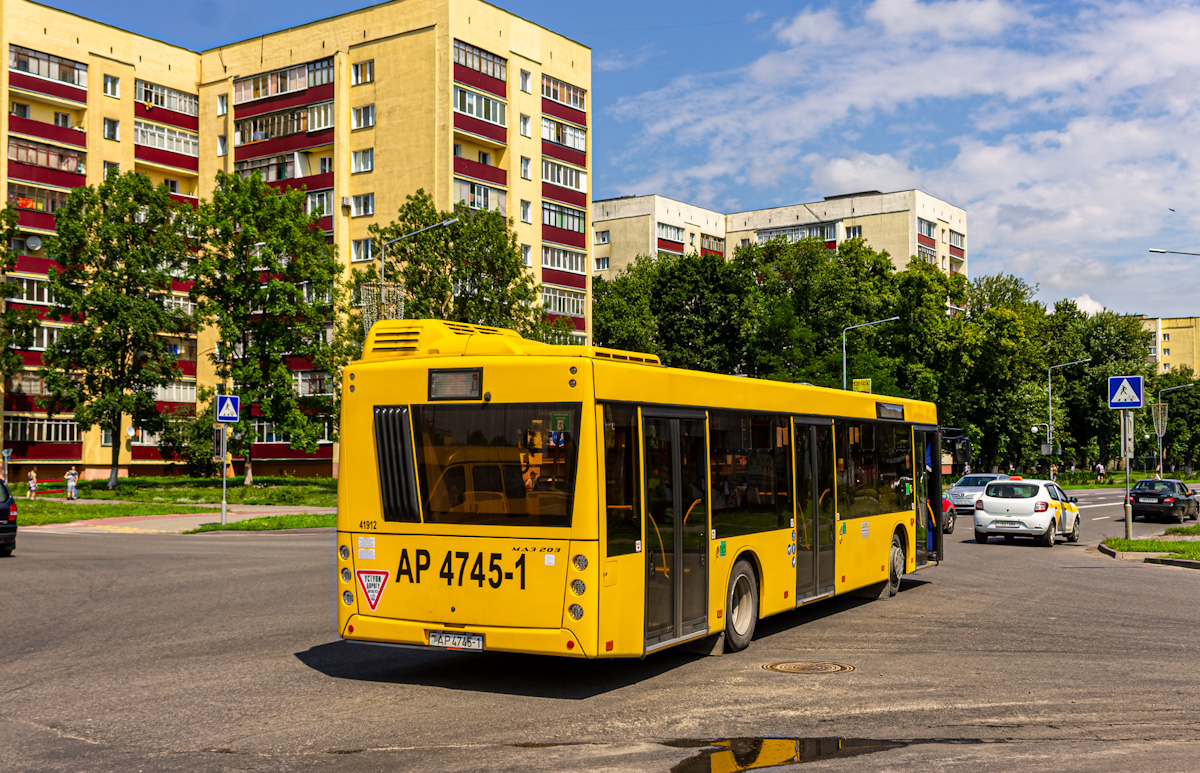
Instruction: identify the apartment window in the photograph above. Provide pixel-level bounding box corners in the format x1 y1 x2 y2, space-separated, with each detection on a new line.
690 233 696 246
542 202 585 233
520 156 531 180
154 380 197 403
1164 333 1171 342
164 179 179 193
103 75 120 97
8 137 85 173
453 40 507 81
917 244 937 264
103 161 119 176
478 151 491 166
233 63 306 104
352 60 375 86
1165 363 1172 372
217 135 228 156
1164 348 1171 357
542 159 586 192
351 238 374 262
941 229 947 243
217 94 228 116
756 223 835 244
454 180 506 215
520 200 531 223
541 117 586 151
352 148 374 173
294 370 332 396
657 223 684 242
7 372 46 395
5 416 80 444
29 324 61 350
9 45 87 88
309 102 334 131
741 238 750 247
520 70 532 93
307 58 334 88
9 182 70 213
134 121 199 157
135 80 199 116
542 245 586 274
11 102 29 119
522 244 532 267
543 285 586 317
53 111 71 128
306 190 332 216
949 230 965 249
453 87 506 127
520 114 531 137
595 256 609 271
6 276 55 304
542 75 586 110
918 218 936 238
103 118 120 141
351 193 374 217
701 234 725 254
352 104 375 129
846 225 862 239
318 156 333 174
159 293 197 315
235 108 310 145
595 230 610 245
453 143 462 157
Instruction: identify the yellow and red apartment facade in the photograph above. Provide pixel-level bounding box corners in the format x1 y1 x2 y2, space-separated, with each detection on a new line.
1 0 591 478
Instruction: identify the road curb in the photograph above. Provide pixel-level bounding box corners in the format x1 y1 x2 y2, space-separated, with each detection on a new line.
1144 556 1200 570
1097 543 1200 569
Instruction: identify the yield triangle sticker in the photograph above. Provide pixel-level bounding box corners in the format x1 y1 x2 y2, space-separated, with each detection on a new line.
1111 379 1140 403
218 397 238 419
356 570 389 611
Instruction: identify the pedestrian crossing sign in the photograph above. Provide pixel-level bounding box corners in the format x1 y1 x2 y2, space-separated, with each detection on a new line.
1108 376 1144 409
215 395 240 423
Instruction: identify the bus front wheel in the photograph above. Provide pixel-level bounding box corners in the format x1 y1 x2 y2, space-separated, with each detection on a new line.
725 559 759 652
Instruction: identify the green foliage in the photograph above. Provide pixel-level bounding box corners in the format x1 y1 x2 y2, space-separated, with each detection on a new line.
156 387 219 477
191 171 351 482
358 189 561 341
41 170 196 487
0 204 38 389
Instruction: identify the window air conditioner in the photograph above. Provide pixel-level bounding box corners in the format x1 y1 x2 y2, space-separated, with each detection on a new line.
341 196 352 207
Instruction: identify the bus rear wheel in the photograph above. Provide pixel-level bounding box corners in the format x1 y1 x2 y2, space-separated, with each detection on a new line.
725 559 758 652
886 532 904 597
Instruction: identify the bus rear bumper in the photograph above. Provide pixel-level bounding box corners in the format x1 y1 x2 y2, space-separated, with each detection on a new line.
341 614 591 658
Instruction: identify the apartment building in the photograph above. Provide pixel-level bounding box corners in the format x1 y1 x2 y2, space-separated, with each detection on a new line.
1 0 591 478
593 189 967 279
1140 316 1200 375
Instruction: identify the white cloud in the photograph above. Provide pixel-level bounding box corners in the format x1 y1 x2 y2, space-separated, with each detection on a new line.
605 0 1200 316
594 45 657 73
1071 294 1106 315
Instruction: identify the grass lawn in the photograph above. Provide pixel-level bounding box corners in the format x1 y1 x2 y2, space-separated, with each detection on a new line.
185 513 337 533
12 475 337 507
1165 525 1200 536
16 500 218 526
1102 537 1200 560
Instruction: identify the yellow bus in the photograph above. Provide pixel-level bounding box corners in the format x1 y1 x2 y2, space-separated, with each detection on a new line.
336 319 943 658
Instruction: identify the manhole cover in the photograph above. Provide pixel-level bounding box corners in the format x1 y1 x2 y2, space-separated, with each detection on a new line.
763 661 855 674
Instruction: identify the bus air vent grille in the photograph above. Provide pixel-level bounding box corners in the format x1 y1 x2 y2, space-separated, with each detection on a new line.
369 328 421 355
374 405 420 522
593 350 663 366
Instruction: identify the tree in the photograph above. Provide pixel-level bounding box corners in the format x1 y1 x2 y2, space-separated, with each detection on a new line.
41 170 195 488
361 190 565 340
191 171 351 485
157 387 219 477
0 204 39 414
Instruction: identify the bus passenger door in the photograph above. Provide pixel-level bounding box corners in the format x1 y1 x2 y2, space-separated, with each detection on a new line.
914 426 942 564
794 418 836 602
643 412 709 648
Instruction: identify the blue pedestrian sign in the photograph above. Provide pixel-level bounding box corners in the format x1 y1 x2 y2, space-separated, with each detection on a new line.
215 394 241 423
1108 376 1144 409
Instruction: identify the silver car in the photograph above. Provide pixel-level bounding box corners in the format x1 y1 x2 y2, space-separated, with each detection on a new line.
945 474 1010 527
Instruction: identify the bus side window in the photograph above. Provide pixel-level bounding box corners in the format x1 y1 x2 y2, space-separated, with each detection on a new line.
603 404 641 556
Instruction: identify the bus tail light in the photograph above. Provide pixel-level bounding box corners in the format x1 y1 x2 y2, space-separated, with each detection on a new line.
340 544 350 560
343 590 354 605
573 555 588 571
568 604 583 620
571 580 586 596
1035 501 1048 512
341 568 352 583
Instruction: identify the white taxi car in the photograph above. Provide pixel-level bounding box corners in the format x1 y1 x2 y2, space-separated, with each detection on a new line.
973 477 1080 547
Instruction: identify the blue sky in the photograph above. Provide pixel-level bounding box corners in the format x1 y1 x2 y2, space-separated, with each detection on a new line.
39 0 1200 316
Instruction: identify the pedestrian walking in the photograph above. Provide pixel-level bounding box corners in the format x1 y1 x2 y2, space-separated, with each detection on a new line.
65 466 78 501
26 467 37 500
1096 461 1105 484
1050 463 1057 482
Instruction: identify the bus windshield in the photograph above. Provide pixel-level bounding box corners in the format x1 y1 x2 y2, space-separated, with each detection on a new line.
412 403 581 526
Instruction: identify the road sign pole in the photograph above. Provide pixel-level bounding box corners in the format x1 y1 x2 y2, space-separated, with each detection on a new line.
221 426 228 526
1124 409 1133 539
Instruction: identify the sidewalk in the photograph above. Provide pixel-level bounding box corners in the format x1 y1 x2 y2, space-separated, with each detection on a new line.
23 503 336 535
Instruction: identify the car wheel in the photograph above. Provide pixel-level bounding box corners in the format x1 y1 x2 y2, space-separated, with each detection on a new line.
975 530 988 544
1067 517 1080 543
1040 521 1056 548
0 545 11 557
724 558 758 653
1177 508 1186 525
943 511 956 535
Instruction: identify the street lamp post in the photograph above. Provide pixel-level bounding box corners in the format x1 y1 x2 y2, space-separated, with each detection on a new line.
1047 358 1091 451
379 217 458 319
842 316 900 390
1156 382 1196 476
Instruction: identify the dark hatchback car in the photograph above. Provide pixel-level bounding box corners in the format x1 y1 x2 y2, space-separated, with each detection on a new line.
0 481 15 556
1127 479 1200 523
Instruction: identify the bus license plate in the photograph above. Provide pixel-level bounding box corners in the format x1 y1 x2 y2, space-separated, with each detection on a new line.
429 631 483 651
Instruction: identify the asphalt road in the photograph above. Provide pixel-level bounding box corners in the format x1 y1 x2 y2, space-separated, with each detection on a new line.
4 490 1200 772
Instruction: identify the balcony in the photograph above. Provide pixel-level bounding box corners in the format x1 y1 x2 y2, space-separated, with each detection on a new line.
453 63 506 99
542 182 585 209
134 145 199 173
234 128 334 163
543 224 586 250
235 82 335 119
8 71 86 105
5 441 83 461
454 156 507 187
8 160 85 190
541 97 586 127
17 209 56 233
266 171 333 194
135 102 199 132
8 114 86 147
541 140 585 169
453 112 506 147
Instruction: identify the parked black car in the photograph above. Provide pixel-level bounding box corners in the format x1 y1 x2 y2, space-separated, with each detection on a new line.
0 481 15 557
1127 479 1200 523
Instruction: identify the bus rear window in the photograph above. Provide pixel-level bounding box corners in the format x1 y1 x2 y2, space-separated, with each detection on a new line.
411 403 581 526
